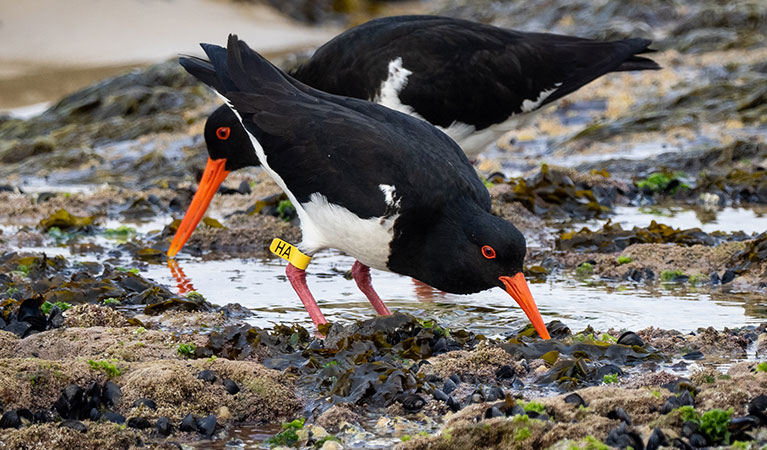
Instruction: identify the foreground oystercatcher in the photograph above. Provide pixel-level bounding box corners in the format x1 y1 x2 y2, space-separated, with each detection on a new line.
173 35 551 339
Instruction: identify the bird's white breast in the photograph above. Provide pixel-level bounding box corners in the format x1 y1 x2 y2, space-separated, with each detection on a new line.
299 192 397 271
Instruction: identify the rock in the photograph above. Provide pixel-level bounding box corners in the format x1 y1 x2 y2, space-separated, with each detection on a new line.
485 406 504 418
47 305 65 328
661 397 680 414
128 417 152 429
678 390 695 407
197 369 217 384
0 410 21 429
237 180 252 195
721 269 736 284
689 433 707 447
33 410 52 423
449 374 461 384
223 379 240 395
617 331 645 347
89 407 101 421
398 393 426 413
59 419 88 433
607 407 632 425
433 389 448 402
446 396 460 412
681 421 699 438
133 398 157 410
17 298 46 332
564 392 588 407
156 416 173 436
180 413 198 432
683 351 704 360
605 422 643 450
495 364 516 379
197 414 216 437
646 427 668 450
443 378 458 394
103 411 126 424
103 381 122 408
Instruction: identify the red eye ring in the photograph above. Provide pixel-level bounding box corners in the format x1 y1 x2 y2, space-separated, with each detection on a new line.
216 126 231 140
481 245 496 259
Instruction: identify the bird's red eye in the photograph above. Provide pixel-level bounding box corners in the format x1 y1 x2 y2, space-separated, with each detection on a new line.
216 127 230 140
481 245 496 259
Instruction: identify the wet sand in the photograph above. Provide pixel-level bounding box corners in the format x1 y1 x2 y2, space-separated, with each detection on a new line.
0 0 340 110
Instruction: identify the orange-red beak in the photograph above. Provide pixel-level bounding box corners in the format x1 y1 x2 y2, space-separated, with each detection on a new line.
499 273 550 339
167 157 230 258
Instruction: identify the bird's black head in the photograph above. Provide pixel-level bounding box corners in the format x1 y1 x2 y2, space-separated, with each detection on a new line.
203 104 260 171
391 202 549 339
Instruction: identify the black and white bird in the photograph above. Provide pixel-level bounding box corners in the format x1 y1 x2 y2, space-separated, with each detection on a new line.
171 35 551 339
216 14 654 160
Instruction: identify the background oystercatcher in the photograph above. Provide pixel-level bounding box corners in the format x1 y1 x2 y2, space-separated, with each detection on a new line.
290 15 660 158
175 34 551 339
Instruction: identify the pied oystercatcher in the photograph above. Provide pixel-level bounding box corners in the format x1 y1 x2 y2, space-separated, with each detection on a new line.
173 35 551 339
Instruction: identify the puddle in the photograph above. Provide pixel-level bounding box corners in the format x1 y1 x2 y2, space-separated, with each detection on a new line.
579 205 767 234
142 251 766 337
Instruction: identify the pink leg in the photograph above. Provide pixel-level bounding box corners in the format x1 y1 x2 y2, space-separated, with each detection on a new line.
351 261 391 316
286 263 327 326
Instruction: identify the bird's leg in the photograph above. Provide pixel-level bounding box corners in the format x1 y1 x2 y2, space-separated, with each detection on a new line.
351 261 391 316
286 263 327 326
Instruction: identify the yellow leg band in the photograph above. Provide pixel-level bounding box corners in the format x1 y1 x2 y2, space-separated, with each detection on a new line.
269 238 312 270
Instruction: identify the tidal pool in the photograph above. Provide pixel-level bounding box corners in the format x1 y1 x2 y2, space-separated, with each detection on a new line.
143 251 766 337
580 205 767 234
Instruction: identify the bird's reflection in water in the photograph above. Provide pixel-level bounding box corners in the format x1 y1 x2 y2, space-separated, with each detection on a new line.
167 260 195 295
411 279 447 302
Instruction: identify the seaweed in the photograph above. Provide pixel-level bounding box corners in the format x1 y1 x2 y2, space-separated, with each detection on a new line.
39 209 96 232
498 165 612 221
557 220 751 253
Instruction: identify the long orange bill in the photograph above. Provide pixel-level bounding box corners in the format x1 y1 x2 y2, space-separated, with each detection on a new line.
167 157 230 258
499 273 551 339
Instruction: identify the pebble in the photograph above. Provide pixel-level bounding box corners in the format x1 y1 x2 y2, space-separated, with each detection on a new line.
495 364 516 379
198 370 218 384
197 414 217 437
223 379 240 395
617 331 645 347
133 398 158 410
645 427 668 450
607 407 631 425
442 378 458 395
688 433 708 447
59 420 88 433
156 416 173 436
128 417 152 429
433 389 448 402
103 411 126 424
564 393 588 407
0 411 21 429
180 413 198 432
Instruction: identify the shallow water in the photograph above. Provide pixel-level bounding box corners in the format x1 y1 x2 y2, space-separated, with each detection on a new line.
578 205 767 234
143 251 766 337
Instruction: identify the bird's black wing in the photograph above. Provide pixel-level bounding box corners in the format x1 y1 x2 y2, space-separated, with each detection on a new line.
291 15 659 130
181 35 490 220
